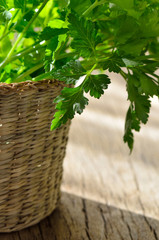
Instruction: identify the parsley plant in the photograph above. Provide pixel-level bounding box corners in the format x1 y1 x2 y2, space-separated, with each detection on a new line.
0 0 159 151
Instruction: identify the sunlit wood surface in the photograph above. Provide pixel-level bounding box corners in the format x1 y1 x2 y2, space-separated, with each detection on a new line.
1 73 159 239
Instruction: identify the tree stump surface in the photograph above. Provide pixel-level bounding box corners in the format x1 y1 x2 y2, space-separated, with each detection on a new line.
0 74 159 239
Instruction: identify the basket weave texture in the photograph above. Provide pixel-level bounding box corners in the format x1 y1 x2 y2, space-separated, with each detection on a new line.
0 80 70 232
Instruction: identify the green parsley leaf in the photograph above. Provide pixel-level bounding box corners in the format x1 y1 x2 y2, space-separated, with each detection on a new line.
69 0 92 15
116 16 139 44
14 0 25 10
135 95 151 124
127 74 151 124
51 86 88 129
0 36 12 61
139 73 158 97
123 105 140 152
51 60 86 84
122 58 142 67
0 1 7 8
103 54 124 73
111 0 134 10
140 9 159 38
0 0 158 152
84 74 111 99
44 36 58 72
39 27 68 41
68 13 100 57
119 39 148 56
56 0 69 8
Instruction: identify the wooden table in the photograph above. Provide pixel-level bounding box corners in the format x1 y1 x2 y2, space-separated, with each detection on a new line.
1 74 159 239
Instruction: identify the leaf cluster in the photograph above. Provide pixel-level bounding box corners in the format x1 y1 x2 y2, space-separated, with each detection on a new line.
0 0 158 151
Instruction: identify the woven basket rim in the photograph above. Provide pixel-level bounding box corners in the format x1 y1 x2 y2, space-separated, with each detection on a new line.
0 79 65 92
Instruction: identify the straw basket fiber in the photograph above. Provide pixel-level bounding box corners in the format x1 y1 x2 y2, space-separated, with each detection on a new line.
0 80 70 232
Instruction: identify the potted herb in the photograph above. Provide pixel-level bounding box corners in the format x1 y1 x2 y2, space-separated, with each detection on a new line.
0 0 159 232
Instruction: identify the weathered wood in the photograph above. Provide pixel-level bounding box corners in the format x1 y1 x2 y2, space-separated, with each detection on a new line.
0 232 20 240
0 74 159 239
1 192 159 240
39 192 159 240
18 225 43 240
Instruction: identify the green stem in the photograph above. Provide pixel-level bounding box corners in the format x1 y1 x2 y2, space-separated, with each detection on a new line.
139 69 159 83
13 62 44 83
24 0 27 13
44 0 54 27
120 70 128 82
9 0 48 58
136 55 159 60
10 41 47 62
0 9 19 42
34 60 97 84
0 0 48 70
82 0 107 16
10 48 75 72
0 41 47 70
1 22 8 39
55 52 76 60
86 63 97 77
33 72 52 81
0 10 20 42
8 9 19 30
81 63 97 87
32 52 77 82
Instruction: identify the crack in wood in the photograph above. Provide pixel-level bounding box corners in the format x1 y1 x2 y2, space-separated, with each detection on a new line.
98 205 108 239
63 214 72 239
105 205 115 234
65 205 75 227
120 210 133 240
47 216 53 228
115 226 125 240
82 199 92 240
143 216 159 240
17 232 21 240
38 224 45 240
129 210 140 240
105 204 125 240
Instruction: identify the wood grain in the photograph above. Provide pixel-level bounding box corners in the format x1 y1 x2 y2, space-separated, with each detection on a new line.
0 74 159 239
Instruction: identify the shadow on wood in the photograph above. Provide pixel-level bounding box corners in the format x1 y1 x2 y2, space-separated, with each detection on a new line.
0 191 159 240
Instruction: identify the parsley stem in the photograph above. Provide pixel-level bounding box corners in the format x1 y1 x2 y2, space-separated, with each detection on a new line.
10 41 47 62
82 0 107 16
0 41 47 70
1 22 8 40
0 9 30 42
7 9 19 31
32 72 51 82
44 0 54 27
120 70 128 81
33 55 95 83
81 63 97 88
0 10 19 42
86 63 97 77
32 52 77 82
0 0 48 71
13 63 44 83
9 0 48 58
55 52 76 60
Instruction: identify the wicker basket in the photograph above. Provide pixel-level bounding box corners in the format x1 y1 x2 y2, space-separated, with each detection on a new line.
0 80 70 232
